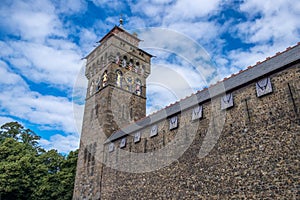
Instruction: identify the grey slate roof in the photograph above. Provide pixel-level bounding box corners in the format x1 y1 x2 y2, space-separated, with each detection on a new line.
106 43 300 143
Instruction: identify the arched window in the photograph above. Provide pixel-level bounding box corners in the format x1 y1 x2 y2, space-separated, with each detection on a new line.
135 62 140 73
88 66 92 78
129 59 133 70
135 78 142 95
96 76 101 91
115 70 123 87
104 52 108 64
92 63 96 75
100 56 104 68
115 52 121 65
89 80 95 96
141 65 145 75
126 76 133 92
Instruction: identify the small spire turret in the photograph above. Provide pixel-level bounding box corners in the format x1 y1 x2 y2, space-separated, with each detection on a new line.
119 14 123 28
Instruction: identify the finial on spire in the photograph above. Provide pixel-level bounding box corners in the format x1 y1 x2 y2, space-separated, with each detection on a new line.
119 14 123 28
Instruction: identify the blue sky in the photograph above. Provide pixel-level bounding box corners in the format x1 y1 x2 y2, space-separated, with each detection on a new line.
0 0 299 153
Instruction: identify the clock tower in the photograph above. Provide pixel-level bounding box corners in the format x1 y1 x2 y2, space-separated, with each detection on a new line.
73 23 152 199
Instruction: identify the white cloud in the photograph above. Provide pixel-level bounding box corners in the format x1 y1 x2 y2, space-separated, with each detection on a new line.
2 40 83 88
0 116 16 127
226 42 293 71
0 57 82 152
55 0 87 14
133 3 164 17
145 61 211 115
237 0 300 45
135 27 221 114
166 21 222 49
92 0 125 9
0 59 81 135
0 61 27 86
223 0 300 74
0 89 77 133
39 133 79 153
0 41 14 57
0 0 85 153
146 84 178 115
0 0 85 89
0 0 65 42
139 28 211 62
127 16 147 29
151 0 173 4
78 28 99 53
164 0 221 23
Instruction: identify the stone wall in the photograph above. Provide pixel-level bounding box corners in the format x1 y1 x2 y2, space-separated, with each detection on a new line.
100 63 300 199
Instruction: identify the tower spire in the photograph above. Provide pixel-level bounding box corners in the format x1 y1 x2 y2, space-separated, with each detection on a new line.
119 14 123 28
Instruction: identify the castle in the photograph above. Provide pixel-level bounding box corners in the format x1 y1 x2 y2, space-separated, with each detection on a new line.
73 23 300 199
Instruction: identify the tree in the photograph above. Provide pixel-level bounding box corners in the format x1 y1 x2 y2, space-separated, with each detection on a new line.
32 149 79 200
20 128 40 148
0 138 38 200
0 122 78 200
0 122 23 141
0 122 40 148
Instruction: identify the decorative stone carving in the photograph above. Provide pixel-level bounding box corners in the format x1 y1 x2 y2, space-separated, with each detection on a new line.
120 138 126 148
116 70 122 87
256 77 273 97
169 116 178 130
134 132 141 143
102 71 108 87
108 143 114 152
128 60 133 71
192 105 203 120
150 125 158 137
221 93 234 110
115 55 120 64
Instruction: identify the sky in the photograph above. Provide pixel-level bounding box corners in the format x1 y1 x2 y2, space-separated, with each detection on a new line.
0 0 299 153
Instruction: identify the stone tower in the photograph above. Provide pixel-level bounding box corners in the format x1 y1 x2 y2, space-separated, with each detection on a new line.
73 25 152 199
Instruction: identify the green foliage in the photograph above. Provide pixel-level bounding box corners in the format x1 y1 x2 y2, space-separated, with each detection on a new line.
0 122 78 200
0 122 41 148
